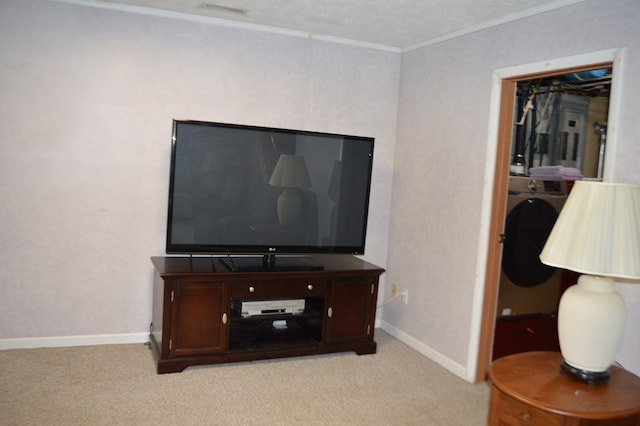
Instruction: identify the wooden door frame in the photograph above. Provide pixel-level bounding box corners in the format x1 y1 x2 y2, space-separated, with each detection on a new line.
470 49 623 382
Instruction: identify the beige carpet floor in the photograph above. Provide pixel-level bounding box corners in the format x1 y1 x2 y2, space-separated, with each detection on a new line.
0 331 490 425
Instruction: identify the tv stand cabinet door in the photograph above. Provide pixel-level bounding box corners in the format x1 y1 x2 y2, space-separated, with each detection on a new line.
169 282 229 357
324 276 378 344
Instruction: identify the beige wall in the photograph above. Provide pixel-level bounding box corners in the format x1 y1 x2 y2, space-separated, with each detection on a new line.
0 0 398 342
385 0 640 378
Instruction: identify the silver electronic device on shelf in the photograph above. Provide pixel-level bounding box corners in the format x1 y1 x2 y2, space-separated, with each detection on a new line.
241 299 305 317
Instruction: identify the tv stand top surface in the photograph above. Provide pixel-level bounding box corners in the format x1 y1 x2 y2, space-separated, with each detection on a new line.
151 255 384 278
220 255 324 272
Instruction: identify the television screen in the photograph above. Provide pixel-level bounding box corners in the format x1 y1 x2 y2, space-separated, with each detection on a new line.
166 120 374 268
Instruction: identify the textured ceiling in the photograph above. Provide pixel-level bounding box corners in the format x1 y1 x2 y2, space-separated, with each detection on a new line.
77 0 582 50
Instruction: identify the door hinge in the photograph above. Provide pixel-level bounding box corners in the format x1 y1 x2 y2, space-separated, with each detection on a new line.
367 324 371 335
168 338 172 350
371 283 375 294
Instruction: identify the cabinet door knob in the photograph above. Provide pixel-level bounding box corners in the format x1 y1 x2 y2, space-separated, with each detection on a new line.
519 412 531 421
222 313 228 325
307 284 314 291
249 286 255 293
328 307 333 318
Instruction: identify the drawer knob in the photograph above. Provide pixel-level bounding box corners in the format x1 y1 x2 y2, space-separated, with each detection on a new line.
249 286 255 293
307 284 314 291
520 412 531 421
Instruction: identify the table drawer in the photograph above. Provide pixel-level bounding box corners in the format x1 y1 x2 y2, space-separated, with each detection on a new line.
231 279 327 299
489 387 563 426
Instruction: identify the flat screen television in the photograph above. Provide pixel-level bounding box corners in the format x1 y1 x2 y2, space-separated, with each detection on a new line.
166 120 375 271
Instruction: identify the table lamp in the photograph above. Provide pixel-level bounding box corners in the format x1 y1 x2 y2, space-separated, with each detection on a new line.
539 180 640 385
268 154 311 226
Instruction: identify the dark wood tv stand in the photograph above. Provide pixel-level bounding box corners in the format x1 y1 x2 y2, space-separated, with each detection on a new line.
149 255 385 373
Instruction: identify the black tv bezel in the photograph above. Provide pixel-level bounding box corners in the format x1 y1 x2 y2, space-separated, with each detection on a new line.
165 119 375 257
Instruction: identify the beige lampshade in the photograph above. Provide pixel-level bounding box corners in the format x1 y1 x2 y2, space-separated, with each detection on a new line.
539 180 640 280
268 154 311 189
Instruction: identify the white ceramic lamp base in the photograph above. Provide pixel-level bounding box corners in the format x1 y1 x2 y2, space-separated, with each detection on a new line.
557 275 627 385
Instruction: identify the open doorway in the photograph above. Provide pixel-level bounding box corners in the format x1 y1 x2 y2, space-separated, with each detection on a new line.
472 48 623 382
492 68 611 360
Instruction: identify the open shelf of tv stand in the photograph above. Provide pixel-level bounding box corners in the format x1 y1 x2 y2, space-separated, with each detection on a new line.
228 319 321 352
149 255 385 373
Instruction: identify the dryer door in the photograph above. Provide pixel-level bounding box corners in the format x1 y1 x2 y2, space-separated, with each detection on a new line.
502 198 558 288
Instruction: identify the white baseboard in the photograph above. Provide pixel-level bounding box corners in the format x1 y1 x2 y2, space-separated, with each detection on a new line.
0 333 149 350
378 321 469 382
3 325 467 382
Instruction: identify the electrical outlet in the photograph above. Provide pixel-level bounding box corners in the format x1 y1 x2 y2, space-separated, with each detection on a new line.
401 288 409 304
391 283 398 299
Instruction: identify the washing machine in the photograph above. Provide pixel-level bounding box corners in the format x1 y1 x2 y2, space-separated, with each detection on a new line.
496 176 568 318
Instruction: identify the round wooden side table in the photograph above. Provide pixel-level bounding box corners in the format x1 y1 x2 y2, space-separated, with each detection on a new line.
488 351 640 425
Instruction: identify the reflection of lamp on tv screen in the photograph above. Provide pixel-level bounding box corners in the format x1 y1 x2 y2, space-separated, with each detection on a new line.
268 154 311 226
165 120 374 271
